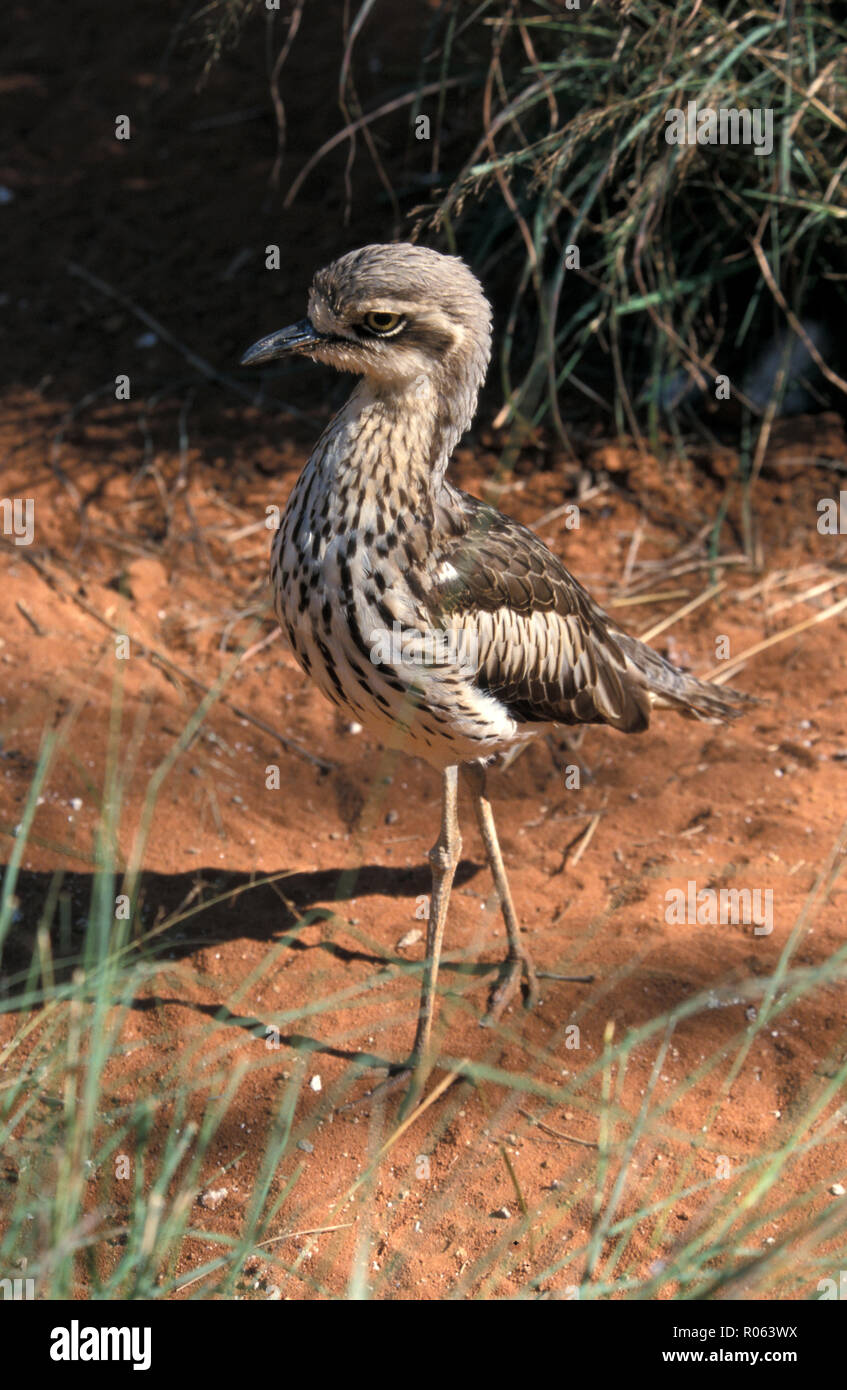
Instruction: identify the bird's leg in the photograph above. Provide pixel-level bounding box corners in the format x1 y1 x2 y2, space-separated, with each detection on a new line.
343 765 461 1115
403 763 462 1097
462 761 539 1024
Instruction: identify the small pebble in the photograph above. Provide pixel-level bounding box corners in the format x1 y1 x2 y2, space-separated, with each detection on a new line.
199 1187 228 1210
310 1075 322 1092
396 929 423 950
297 1139 314 1154
830 1183 846 1197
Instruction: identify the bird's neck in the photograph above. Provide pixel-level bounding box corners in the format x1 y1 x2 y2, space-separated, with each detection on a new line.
311 375 479 509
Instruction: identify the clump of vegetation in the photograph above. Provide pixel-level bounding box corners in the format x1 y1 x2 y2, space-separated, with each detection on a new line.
193 1 847 452
412 0 847 450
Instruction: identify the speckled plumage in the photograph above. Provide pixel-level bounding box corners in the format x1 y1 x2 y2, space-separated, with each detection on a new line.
241 243 749 1105
256 243 744 769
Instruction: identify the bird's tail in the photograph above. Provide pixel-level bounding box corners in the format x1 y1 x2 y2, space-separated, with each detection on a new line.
615 631 756 724
651 672 754 723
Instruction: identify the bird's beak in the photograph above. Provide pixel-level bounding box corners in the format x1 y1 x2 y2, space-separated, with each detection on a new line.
240 319 323 367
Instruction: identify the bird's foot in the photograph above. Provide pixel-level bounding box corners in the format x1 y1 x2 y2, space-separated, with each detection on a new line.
481 947 539 1026
338 1058 427 1119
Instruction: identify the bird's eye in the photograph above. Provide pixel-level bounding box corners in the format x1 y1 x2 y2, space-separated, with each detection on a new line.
362 311 404 335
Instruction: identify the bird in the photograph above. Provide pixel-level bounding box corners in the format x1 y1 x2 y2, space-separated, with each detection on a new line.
241 242 749 1109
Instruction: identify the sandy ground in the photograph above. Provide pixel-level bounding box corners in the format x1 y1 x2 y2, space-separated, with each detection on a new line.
2 403 846 1296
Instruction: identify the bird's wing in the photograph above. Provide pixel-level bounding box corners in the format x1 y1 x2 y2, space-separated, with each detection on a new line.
425 488 653 732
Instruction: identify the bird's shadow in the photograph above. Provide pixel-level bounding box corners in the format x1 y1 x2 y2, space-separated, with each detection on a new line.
131 994 403 1073
0 857 482 1006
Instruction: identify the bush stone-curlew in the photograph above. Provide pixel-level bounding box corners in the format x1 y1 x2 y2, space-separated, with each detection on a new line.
241 242 749 1108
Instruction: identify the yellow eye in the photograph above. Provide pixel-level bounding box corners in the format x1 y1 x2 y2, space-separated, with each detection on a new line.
362 311 403 335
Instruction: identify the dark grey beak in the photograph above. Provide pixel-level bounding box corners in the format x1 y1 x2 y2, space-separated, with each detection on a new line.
240 319 322 367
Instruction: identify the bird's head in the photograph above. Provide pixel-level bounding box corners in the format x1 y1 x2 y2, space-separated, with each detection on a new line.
240 243 492 401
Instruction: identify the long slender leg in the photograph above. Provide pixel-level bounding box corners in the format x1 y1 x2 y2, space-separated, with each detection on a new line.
407 763 462 1069
463 760 539 1024
343 765 461 1113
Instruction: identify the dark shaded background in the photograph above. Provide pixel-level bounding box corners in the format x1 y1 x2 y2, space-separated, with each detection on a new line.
6 1 486 444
